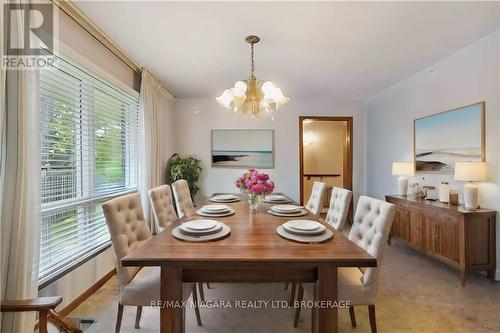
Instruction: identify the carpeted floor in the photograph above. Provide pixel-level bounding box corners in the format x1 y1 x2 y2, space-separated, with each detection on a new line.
69 240 500 333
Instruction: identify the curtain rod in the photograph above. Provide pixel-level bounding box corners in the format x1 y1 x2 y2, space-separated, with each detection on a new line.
51 0 142 74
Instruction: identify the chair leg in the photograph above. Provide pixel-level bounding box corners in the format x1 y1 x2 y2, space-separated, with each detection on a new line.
198 282 206 303
293 283 304 327
284 281 289 290
135 306 142 329
349 306 357 327
368 304 377 333
115 303 124 333
289 282 297 306
192 284 202 326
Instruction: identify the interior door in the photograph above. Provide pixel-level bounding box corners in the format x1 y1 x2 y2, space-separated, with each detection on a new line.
299 117 353 217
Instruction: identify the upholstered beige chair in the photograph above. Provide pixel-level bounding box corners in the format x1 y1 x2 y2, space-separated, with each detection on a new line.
103 193 201 332
339 196 395 333
171 179 195 218
294 196 395 332
305 181 326 215
148 185 209 301
148 185 178 232
324 187 352 231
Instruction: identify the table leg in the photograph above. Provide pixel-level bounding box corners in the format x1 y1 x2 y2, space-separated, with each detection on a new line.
316 265 338 333
161 265 183 333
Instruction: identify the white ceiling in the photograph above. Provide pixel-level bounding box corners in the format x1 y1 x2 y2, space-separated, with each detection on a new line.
77 1 499 100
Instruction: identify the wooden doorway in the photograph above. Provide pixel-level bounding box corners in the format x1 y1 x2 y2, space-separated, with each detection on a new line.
299 116 353 217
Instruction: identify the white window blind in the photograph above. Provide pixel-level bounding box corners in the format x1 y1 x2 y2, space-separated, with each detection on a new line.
39 54 139 283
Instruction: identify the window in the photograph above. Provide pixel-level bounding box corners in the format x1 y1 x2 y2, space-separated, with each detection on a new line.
39 54 139 283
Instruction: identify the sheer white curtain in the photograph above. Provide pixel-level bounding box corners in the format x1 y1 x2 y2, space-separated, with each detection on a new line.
0 3 41 332
139 69 176 233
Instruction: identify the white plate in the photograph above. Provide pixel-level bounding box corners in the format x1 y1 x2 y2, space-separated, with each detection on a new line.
210 198 239 203
182 219 218 231
276 225 333 244
197 208 235 217
173 223 231 242
263 199 291 204
267 209 308 217
265 195 286 201
213 194 237 200
201 204 230 212
284 220 322 231
271 205 301 213
283 223 325 235
180 222 222 235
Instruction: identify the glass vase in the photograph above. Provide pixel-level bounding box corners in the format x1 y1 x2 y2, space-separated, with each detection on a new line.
248 193 262 212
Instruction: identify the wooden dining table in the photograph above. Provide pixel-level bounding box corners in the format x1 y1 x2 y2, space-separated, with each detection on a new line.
122 194 376 333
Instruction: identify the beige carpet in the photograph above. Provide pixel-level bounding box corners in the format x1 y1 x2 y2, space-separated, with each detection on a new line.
71 240 500 333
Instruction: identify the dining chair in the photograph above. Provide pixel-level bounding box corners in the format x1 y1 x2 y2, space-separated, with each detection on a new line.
148 184 209 301
171 179 196 218
148 184 178 232
294 196 395 333
324 187 352 231
305 181 326 215
103 193 202 332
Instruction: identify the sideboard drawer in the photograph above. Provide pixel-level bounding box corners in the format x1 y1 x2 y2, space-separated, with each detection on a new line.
435 210 459 224
410 204 433 217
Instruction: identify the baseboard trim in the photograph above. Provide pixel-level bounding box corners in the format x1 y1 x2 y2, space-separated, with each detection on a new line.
59 268 116 317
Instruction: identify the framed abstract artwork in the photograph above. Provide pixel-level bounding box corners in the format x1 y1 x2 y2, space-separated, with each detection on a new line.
211 129 275 168
414 102 485 174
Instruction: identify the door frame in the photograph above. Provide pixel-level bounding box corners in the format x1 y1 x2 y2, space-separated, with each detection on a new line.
298 116 353 206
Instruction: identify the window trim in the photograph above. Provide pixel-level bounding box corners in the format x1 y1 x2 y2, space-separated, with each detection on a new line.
38 242 111 290
50 41 139 98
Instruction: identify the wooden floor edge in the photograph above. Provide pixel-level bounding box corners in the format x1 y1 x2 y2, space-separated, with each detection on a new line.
59 268 116 317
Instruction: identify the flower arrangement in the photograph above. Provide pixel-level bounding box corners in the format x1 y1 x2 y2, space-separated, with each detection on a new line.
235 169 275 210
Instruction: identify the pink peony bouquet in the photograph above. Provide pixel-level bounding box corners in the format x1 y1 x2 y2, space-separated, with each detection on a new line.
235 169 275 196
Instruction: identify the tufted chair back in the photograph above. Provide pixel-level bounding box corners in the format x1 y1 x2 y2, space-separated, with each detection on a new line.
148 185 178 230
305 181 326 215
171 179 195 218
325 187 353 231
348 196 395 287
102 193 152 286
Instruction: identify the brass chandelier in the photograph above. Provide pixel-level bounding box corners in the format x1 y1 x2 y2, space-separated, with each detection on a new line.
216 35 289 116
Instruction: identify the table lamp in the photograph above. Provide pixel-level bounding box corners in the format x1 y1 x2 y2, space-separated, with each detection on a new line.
454 161 486 209
392 162 414 196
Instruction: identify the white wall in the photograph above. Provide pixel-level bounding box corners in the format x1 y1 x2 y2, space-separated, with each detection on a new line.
365 30 500 278
174 98 365 205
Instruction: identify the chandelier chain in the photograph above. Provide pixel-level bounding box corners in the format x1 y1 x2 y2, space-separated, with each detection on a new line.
251 43 255 76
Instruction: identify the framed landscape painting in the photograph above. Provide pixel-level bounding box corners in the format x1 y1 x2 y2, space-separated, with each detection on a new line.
211 129 275 168
414 102 485 174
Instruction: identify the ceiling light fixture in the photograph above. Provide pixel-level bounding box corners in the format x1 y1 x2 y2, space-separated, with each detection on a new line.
216 35 289 117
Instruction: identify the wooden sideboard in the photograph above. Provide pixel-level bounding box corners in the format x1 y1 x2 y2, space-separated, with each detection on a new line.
385 195 496 286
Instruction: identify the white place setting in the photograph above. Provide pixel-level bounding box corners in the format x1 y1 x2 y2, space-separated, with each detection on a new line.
197 204 236 217
262 194 291 204
172 219 231 242
267 204 308 217
210 194 240 203
276 219 333 243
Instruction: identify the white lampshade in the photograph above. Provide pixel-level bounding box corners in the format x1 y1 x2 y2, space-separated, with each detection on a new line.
454 162 487 182
392 162 415 176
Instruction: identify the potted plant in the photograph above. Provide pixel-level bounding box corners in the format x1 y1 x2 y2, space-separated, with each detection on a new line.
166 153 202 200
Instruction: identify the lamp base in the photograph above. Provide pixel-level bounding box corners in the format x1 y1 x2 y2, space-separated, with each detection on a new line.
463 182 479 210
398 176 408 196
